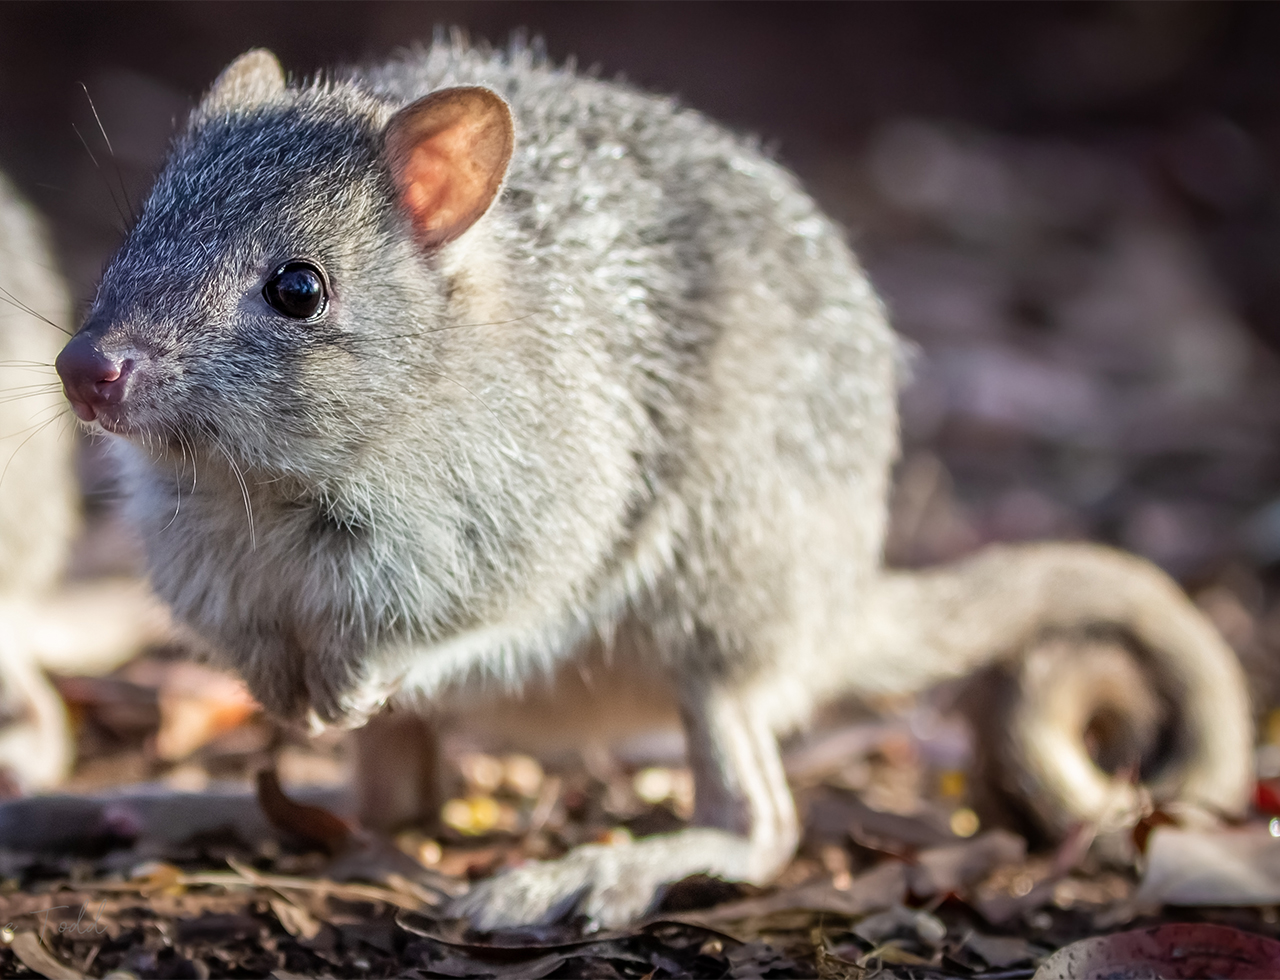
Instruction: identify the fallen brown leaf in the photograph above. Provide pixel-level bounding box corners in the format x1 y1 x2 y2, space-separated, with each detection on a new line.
1034 923 1280 979
665 858 909 929
256 767 354 853
155 664 259 761
253 772 462 902
908 828 1026 898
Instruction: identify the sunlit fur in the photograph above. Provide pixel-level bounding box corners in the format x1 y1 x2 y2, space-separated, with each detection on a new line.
87 36 898 725
74 36 1252 925
0 172 78 790
0 172 77 593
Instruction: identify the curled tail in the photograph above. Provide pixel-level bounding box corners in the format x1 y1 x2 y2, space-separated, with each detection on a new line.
863 542 1254 835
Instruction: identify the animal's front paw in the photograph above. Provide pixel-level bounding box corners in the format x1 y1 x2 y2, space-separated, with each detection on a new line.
449 843 666 931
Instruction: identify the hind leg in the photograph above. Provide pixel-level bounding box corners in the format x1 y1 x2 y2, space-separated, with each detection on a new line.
354 710 445 832
450 664 798 930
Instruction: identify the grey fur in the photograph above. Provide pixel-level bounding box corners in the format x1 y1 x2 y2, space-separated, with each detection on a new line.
64 38 1252 928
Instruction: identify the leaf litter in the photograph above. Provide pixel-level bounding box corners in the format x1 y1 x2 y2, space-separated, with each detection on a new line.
6 709 1280 980
9 20 1280 975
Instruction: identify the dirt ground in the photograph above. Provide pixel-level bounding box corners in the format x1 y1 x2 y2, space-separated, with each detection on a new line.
2 3 1280 977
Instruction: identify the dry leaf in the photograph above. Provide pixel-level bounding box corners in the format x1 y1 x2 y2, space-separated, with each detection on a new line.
963 933 1043 969
128 860 186 896
1034 923 1280 979
155 664 258 761
9 931 85 980
255 769 462 900
858 941 933 968
668 858 909 927
908 828 1025 897
256 768 355 853
269 897 322 940
1135 824 1280 908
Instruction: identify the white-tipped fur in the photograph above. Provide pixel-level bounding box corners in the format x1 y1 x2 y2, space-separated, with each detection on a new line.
70 37 1254 928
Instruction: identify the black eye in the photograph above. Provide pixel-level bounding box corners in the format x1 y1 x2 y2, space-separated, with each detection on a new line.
263 260 327 320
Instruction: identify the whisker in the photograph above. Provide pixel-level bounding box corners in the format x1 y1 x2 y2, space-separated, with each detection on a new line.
82 83 137 224
0 285 73 336
337 343 511 431
82 83 116 157
0 379 64 392
216 440 256 551
71 121 129 230
0 379 62 388
0 399 71 437
160 424 183 533
417 370 506 425
362 311 538 344
0 382 63 394
0 411 66 491
182 429 198 495
70 121 100 169
0 389 65 408
170 424 198 496
325 347 514 444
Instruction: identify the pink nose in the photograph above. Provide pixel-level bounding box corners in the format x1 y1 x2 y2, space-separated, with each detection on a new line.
55 334 132 422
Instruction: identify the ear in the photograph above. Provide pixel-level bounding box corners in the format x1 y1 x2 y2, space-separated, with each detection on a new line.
382 87 514 250
203 49 286 114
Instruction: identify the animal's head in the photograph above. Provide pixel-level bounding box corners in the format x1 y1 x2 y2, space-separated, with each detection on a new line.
56 50 515 478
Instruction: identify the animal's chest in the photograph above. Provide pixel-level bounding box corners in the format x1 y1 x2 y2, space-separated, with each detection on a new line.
137 479 385 648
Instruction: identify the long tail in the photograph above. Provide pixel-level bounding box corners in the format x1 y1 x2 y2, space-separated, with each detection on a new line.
862 542 1254 833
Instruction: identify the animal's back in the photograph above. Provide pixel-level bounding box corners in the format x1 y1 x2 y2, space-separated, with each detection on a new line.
363 43 901 718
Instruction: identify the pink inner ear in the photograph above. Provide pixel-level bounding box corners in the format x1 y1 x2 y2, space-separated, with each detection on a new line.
402 148 454 229
402 126 488 235
386 88 514 250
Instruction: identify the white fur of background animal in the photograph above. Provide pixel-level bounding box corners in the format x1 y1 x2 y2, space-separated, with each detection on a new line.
0 171 79 790
0 171 78 593
0 172 173 792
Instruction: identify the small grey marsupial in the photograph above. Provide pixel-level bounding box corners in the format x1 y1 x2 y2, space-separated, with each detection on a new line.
55 39 1252 929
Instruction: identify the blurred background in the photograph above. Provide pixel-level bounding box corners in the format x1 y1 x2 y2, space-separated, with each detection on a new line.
1 0 1280 793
